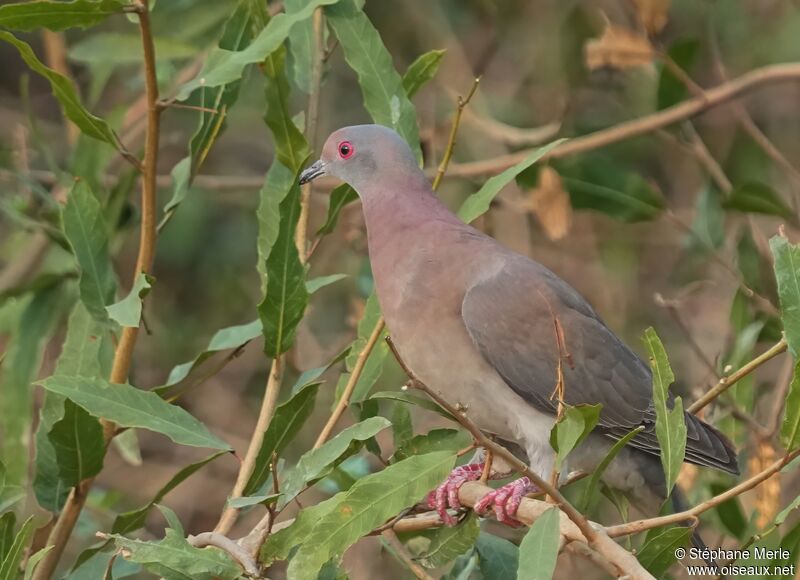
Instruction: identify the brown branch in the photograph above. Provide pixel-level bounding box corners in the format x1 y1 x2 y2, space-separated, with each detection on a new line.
33 3 162 578
688 338 788 414
443 63 800 179
385 338 653 580
606 447 800 538
432 77 480 190
216 356 284 535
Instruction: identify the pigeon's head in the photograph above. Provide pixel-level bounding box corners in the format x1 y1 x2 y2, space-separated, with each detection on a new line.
299 124 418 191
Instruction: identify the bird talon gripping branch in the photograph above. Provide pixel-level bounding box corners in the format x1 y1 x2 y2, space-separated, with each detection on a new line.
473 476 536 527
426 463 484 526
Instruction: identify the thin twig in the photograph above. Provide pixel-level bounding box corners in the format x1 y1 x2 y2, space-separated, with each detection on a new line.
385 338 653 580
689 338 788 414
432 77 480 190
606 447 800 538
33 3 161 577
216 357 284 534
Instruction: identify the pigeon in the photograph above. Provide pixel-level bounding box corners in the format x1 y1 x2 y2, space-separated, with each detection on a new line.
299 124 738 530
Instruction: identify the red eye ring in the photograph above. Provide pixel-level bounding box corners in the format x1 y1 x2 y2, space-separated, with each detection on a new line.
338 140 354 159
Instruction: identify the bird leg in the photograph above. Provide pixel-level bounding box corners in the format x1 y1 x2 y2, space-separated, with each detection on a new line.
473 476 538 527
426 463 484 526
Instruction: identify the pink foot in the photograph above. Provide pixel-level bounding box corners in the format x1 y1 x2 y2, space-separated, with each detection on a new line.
426 463 484 526
473 477 537 526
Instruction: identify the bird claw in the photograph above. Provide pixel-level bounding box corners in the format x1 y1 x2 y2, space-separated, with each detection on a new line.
426 463 484 526
473 477 536 527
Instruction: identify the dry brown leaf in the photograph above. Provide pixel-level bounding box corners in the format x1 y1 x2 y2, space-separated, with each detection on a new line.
585 23 655 70
529 166 572 241
632 0 671 35
749 439 780 528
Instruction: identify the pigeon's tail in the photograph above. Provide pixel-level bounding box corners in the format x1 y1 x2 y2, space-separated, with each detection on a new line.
684 412 740 476
671 486 718 570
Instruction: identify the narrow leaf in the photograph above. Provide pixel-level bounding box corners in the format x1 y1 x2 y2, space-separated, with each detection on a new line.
770 234 800 356
62 180 116 323
549 404 601 470
781 362 800 451
243 382 321 496
23 546 53 580
419 513 479 568
0 516 34 580
327 0 421 160
38 376 231 450
113 452 226 534
307 274 347 294
0 0 128 32
636 527 691 577
0 32 117 145
578 426 643 512
106 273 153 328
47 399 105 486
394 428 471 462
458 140 564 223
723 182 794 221
278 417 391 507
517 507 560 580
316 184 357 236
643 327 686 496
287 451 456 578
176 0 340 100
402 49 446 98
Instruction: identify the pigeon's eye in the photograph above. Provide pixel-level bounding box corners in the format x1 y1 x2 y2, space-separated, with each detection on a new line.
338 141 354 159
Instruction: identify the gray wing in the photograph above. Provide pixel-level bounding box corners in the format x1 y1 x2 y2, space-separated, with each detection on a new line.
461 259 738 475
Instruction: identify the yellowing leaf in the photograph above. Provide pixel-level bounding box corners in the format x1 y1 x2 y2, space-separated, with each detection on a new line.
529 167 572 240
585 23 654 70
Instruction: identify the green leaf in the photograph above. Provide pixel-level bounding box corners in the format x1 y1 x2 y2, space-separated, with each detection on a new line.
1 285 64 485
517 507 560 580
105 273 153 328
34 302 112 511
770 234 800 357
23 546 52 580
176 0 340 100
334 293 388 404
370 390 453 421
549 404 601 470
284 0 318 93
475 532 519 579
458 140 564 223
709 482 747 539
278 417 391 508
243 382 321 496
657 39 699 110
162 319 262 388
0 516 35 580
38 376 231 450
226 493 281 509
578 426 643 512
327 0 421 160
781 362 800 451
642 327 686 496
113 452 226 534
402 49 446 98
636 527 691 577
109 528 241 580
390 402 413 451
394 428 471 461
62 180 116 323
286 452 456 579
47 399 104 486
307 274 347 294
69 33 197 64
258 176 309 357
687 187 725 251
419 513 479 568
723 182 794 221
317 184 357 236
0 32 117 145
0 0 127 32
0 513 14 565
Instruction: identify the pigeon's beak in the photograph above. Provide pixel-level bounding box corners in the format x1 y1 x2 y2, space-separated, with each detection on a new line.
299 160 327 185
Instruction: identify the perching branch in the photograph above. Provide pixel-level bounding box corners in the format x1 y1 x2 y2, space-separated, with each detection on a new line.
33 2 162 578
187 532 260 577
385 338 654 580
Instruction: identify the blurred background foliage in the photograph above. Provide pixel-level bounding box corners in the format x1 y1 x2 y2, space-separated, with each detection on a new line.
2 0 800 578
